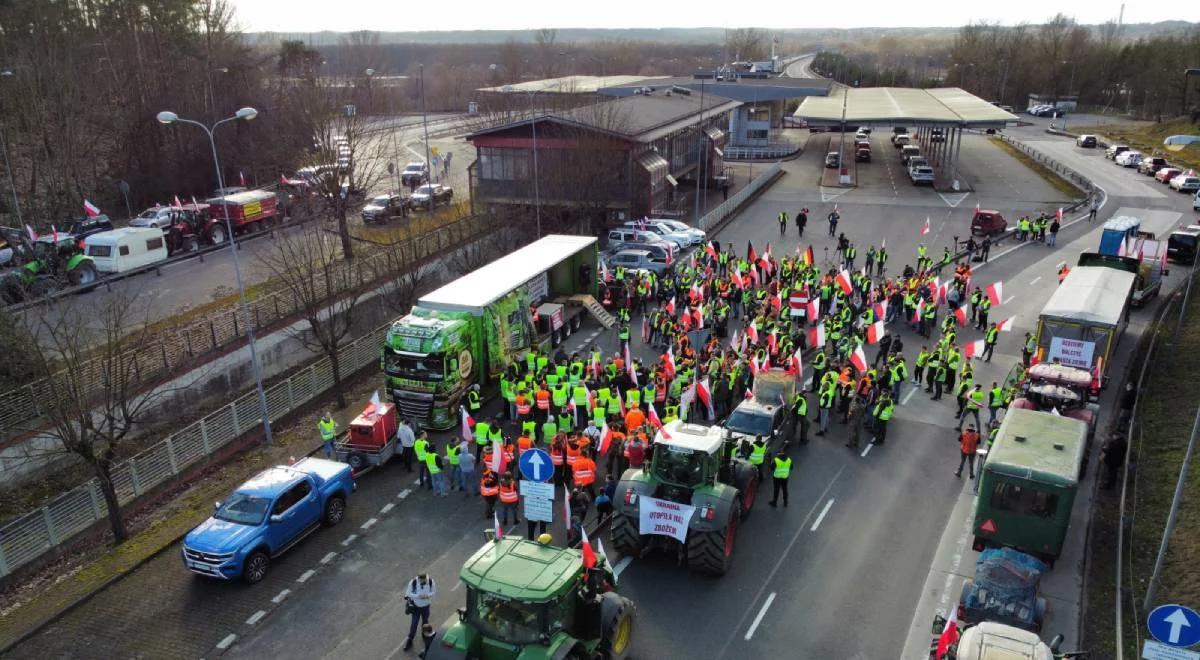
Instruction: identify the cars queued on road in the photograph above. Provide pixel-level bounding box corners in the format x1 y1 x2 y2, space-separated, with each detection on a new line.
1095 138 1200 202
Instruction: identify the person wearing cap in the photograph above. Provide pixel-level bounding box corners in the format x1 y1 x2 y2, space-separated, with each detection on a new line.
956 425 981 479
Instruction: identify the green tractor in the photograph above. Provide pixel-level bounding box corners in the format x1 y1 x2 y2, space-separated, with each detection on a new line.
0 228 98 304
428 537 635 660
609 420 761 576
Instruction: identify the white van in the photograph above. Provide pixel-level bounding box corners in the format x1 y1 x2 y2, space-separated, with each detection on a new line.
85 227 169 273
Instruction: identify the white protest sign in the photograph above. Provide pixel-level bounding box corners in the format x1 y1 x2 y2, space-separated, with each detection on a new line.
1048 337 1095 370
638 495 696 543
520 480 554 523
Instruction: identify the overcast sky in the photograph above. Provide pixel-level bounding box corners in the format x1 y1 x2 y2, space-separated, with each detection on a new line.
231 0 1189 33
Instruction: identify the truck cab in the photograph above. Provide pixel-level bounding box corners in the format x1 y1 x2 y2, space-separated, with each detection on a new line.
182 458 353 583
383 313 475 428
722 369 797 448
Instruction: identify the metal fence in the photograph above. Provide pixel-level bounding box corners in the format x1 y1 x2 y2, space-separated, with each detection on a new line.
993 132 1096 203
724 142 800 161
0 317 395 578
698 162 783 233
0 214 487 434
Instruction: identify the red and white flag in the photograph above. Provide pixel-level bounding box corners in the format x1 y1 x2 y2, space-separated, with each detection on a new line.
279 173 289 186
461 406 475 442
835 269 854 295
647 401 663 429
173 195 183 208
598 420 613 454
731 263 745 290
997 316 1016 332
747 320 760 344
770 291 782 314
641 315 650 342
662 351 676 379
964 339 986 359
807 297 820 320
592 352 602 380
693 305 705 329
920 216 931 236
1056 207 1063 220
83 200 101 217
697 377 715 420
729 329 741 353
866 320 886 344
581 526 598 568
767 331 778 355
491 435 507 474
808 322 826 347
788 348 803 381
849 345 868 373
935 609 960 660
599 259 611 282
665 296 676 317
954 306 968 327
913 297 926 323
986 281 1004 306
974 203 981 215
874 300 888 321
239 171 247 187
24 224 37 240
493 512 504 540
597 539 613 576
705 241 718 261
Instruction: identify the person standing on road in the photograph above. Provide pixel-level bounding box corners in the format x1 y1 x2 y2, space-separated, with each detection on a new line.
427 442 448 496
778 210 788 236
1088 197 1099 221
982 323 999 362
987 382 1005 425
318 412 338 459
1021 332 1036 367
796 208 807 236
768 452 792 508
397 418 416 472
955 425 980 479
871 391 894 445
1048 217 1060 247
414 431 431 490
980 237 991 263
498 474 520 525
458 438 477 496
402 573 437 652
845 397 865 449
480 470 499 518
827 208 840 237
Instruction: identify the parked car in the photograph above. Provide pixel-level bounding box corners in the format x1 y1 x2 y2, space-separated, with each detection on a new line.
854 131 869 140
893 126 908 135
400 161 429 187
182 457 354 584
900 145 922 165
1115 151 1144 167
1195 190 1200 211
621 220 689 249
1104 144 1130 160
971 210 1007 236
891 133 911 147
824 152 840 168
1170 174 1200 192
1075 134 1098 148
910 166 935 185
855 148 872 162
131 206 177 229
857 126 872 134
1155 167 1183 184
606 249 670 275
84 227 168 273
1167 227 1200 264
408 183 453 209
649 219 706 245
1138 156 1169 176
361 193 407 224
606 228 668 253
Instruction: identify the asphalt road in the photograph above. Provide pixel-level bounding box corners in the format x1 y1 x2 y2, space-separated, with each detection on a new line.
8 120 1198 660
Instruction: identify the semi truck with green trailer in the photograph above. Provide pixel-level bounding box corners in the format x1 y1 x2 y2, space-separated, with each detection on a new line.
382 234 606 429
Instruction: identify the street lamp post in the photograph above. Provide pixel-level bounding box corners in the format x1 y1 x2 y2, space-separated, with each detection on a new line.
155 107 274 445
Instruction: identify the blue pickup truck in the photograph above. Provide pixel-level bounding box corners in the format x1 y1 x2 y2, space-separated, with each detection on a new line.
182 457 355 584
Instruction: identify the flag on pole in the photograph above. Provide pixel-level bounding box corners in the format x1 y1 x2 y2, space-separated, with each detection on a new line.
1056 207 1063 221
239 171 247 187
806 297 820 321
874 300 888 321
747 320 760 344
986 281 1004 306
641 315 650 342
729 329 741 353
964 339 986 359
835 269 854 295
599 259 611 282
849 345 868 373
665 296 676 317
173 195 183 208
935 609 960 660
801 245 814 266
598 420 613 454
24 224 37 241
491 435 506 474
597 539 613 578
662 351 676 379
808 322 826 348
461 407 475 442
705 241 718 260
697 378 715 420
693 305 705 329
190 195 198 206
920 216 931 236
580 526 598 568
788 348 803 381
731 263 745 290
997 316 1016 332
769 291 782 314
954 306 968 327
366 390 382 416
83 200 101 217
279 173 289 186
767 331 778 355
913 297 925 323
51 225 59 242
493 512 504 540
592 352 602 380
974 203 981 215
747 240 757 264
647 401 663 429
866 320 886 344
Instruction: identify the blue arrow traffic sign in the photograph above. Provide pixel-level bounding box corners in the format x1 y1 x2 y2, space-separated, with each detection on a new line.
518 448 552 482
1149 604 1200 648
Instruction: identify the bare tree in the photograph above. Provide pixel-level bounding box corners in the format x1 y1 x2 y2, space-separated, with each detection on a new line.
260 221 367 409
534 28 559 79
725 28 768 62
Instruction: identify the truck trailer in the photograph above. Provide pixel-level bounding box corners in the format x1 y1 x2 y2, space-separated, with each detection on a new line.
1034 265 1133 389
382 235 603 429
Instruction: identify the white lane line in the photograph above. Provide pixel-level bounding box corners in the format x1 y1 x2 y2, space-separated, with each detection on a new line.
613 556 633 578
1002 295 1014 305
860 443 873 458
810 499 835 532
245 610 267 626
380 502 395 515
341 534 358 547
399 489 412 499
320 552 337 565
361 517 378 530
412 479 421 486
272 589 291 604
744 592 777 641
216 634 237 651
297 569 316 583
1029 276 1042 285
902 387 916 406
452 580 462 591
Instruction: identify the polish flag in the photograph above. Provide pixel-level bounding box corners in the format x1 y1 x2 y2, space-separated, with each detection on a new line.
641 315 650 342
598 420 613 454
83 200 101 217
849 345 868 373
729 329 741 353
280 173 290 186
913 297 926 323
767 331 778 355
801 245 814 266
173 195 183 208
647 401 664 429
770 291 783 314
693 305 705 329
954 306 968 326
986 281 1004 306
493 512 504 540
749 355 760 376
461 406 475 442
239 171 247 187
599 259 611 282
597 539 613 576
581 526 598 568
747 320 760 344
759 243 773 274
731 263 745 290
788 348 803 381
866 320 886 344
807 297 820 320
697 377 715 419
625 344 638 386
592 352 602 380
662 351 676 379
491 435 507 474
748 263 760 286
665 245 674 266
964 339 986 359
747 240 757 264
689 252 697 271
808 322 826 348
974 203 981 216
997 316 1016 332
1056 207 1063 221
564 489 572 528
665 296 676 317
935 609 960 660
789 290 808 316
920 216 931 236
835 269 854 295
706 241 718 260
874 300 888 321
740 331 749 356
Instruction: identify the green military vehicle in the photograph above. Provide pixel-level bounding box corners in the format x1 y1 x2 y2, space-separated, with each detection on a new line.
382 235 603 429
610 420 760 575
972 408 1087 564
428 537 635 660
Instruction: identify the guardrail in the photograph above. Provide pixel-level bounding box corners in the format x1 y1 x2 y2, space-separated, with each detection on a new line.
0 213 487 435
992 132 1096 201
0 318 394 579
697 162 783 233
724 142 800 160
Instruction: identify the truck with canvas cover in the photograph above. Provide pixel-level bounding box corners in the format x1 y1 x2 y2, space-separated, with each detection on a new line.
1033 266 1133 390
427 537 635 660
609 420 761 575
972 409 1087 564
382 235 598 429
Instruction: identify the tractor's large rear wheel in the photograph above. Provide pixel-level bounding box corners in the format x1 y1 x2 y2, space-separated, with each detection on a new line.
68 261 98 288
686 500 741 576
610 513 643 557
598 592 635 659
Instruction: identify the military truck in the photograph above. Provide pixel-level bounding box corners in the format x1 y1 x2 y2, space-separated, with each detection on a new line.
610 421 761 575
972 409 1087 564
428 537 635 660
722 368 798 447
382 235 603 429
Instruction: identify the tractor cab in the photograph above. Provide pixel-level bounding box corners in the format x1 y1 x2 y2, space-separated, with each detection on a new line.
649 423 724 499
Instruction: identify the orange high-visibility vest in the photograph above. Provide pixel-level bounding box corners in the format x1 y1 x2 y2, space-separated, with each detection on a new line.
480 478 499 497
565 443 581 466
518 435 533 453
516 395 532 415
573 458 596 485
535 390 551 410
498 483 518 503
550 444 565 465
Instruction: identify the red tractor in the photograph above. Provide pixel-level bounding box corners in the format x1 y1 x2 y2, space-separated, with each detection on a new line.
1008 362 1099 476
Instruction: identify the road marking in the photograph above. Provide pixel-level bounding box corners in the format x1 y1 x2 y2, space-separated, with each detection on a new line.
380 502 395 515
452 580 462 591
937 193 970 208
245 610 267 626
272 589 291 604
341 534 358 547
744 592 777 640
902 387 916 405
399 489 412 499
320 552 337 565
216 634 237 651
1002 295 1014 305
1029 276 1042 285
297 569 316 583
819 187 852 203
860 443 873 458
361 517 378 530
810 499 835 531
613 556 633 578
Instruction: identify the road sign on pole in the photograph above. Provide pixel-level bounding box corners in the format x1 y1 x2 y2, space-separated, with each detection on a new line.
518 448 552 482
519 479 554 523
1142 640 1200 660
1149 605 1200 648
